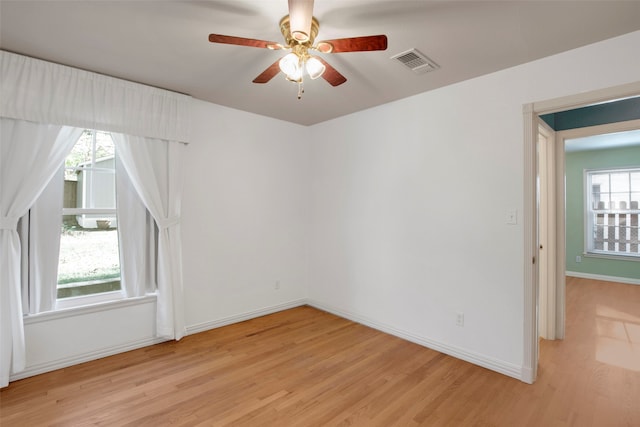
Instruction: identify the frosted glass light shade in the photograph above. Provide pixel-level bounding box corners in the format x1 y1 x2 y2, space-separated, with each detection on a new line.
306 56 325 79
279 53 302 81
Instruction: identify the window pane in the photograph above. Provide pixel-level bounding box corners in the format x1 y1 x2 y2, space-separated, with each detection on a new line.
610 172 629 192
59 130 120 299
631 172 640 192
65 130 116 212
610 192 629 209
609 172 631 209
590 174 609 209
83 168 116 210
65 131 93 175
591 173 610 193
57 223 121 298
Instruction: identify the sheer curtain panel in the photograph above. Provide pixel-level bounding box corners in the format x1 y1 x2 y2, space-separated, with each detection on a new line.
116 157 156 298
24 168 67 314
0 118 82 387
112 134 186 340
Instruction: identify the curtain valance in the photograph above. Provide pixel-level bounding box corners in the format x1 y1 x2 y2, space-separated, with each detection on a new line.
0 51 190 143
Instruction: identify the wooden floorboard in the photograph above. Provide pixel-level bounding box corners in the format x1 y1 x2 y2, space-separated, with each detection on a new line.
1 277 639 426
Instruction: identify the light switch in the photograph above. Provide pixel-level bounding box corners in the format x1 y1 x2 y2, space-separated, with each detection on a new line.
506 209 517 225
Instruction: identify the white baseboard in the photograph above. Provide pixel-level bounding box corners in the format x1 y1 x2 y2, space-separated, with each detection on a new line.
185 299 307 335
520 366 535 385
566 271 640 286
307 299 523 382
11 298 524 385
10 336 169 382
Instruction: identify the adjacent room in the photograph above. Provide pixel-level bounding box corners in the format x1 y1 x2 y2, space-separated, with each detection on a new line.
1 1 639 425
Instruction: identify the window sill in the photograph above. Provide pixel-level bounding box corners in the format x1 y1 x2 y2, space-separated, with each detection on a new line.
56 289 124 309
584 252 640 262
24 293 157 325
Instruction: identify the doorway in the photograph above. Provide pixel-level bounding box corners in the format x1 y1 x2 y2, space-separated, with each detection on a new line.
522 81 640 384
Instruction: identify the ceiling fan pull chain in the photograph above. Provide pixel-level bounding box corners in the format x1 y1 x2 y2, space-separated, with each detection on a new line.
298 80 304 99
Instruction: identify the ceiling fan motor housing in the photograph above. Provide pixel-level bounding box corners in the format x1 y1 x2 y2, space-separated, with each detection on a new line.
279 15 320 49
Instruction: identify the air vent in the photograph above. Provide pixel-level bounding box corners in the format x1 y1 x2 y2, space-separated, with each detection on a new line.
391 49 439 74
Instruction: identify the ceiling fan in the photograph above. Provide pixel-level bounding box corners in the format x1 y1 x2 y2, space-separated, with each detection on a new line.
208 0 388 98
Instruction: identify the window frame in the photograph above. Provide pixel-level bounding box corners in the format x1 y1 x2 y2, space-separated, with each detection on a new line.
584 166 640 260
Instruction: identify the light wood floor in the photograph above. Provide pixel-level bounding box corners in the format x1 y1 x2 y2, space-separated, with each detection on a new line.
1 277 639 426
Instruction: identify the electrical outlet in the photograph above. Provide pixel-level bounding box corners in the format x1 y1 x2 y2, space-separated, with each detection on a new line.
274 281 280 290
456 312 464 327
576 255 582 263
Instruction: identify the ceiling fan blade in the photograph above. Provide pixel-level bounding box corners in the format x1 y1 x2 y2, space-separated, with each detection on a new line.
317 58 347 87
208 34 283 49
288 0 314 42
317 35 388 53
252 60 282 84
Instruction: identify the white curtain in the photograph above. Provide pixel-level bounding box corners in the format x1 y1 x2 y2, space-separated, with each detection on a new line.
0 118 82 388
112 134 186 340
1 51 190 143
20 168 67 314
116 157 156 298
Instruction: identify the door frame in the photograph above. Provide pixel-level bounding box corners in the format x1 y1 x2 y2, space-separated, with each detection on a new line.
521 81 640 384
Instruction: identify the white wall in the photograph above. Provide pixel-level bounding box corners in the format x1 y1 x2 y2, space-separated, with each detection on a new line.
20 298 161 380
307 31 640 377
181 100 310 331
15 100 310 381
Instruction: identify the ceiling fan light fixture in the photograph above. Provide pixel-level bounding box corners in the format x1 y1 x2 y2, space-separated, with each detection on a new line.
279 52 303 81
306 56 325 79
289 67 304 82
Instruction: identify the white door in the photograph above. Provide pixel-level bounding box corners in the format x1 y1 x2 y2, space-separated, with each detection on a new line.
538 122 556 340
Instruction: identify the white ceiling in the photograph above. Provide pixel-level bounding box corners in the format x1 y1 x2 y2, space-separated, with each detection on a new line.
565 129 640 153
2 1 640 126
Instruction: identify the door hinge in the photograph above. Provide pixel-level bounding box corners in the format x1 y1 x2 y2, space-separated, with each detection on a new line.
532 256 536 264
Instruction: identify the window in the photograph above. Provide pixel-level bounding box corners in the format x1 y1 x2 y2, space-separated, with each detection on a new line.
58 130 121 298
585 168 640 258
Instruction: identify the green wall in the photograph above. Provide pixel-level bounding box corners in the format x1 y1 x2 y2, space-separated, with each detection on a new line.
565 145 640 279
